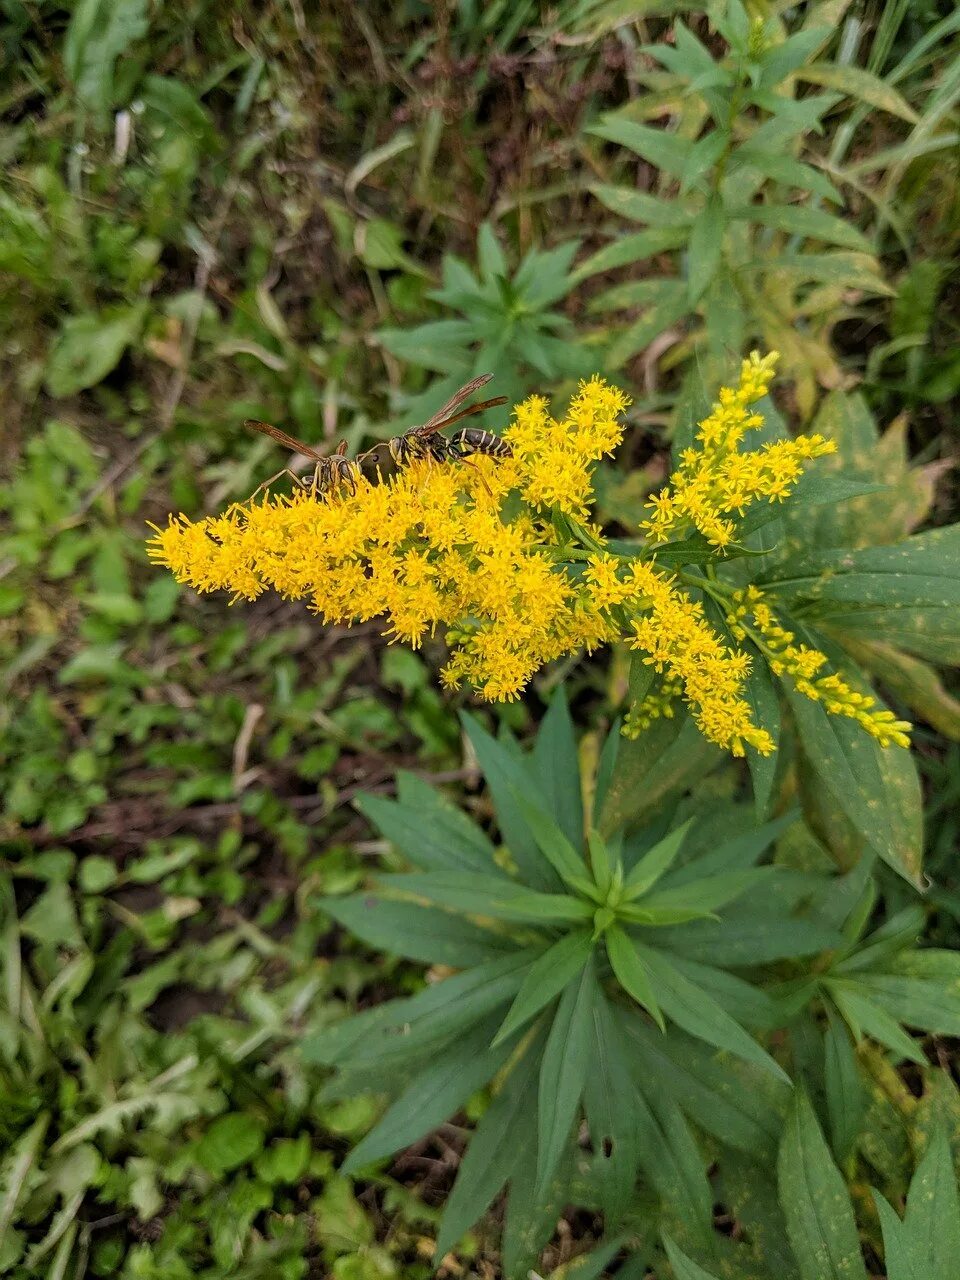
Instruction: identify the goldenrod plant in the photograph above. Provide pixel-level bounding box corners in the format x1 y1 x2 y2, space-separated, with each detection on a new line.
150 355 909 759
306 698 960 1278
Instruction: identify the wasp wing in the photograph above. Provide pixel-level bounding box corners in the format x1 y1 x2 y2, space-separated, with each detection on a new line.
245 420 326 460
416 374 495 436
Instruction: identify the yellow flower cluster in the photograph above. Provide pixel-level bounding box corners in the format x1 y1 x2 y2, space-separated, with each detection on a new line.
150 361 906 761
507 377 630 517
148 379 628 704
623 564 775 757
642 351 837 549
726 586 912 749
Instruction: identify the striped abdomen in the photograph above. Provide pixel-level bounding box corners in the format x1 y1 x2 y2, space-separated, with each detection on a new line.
450 428 512 459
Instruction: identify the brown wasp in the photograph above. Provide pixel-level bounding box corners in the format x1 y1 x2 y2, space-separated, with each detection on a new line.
244 421 360 499
385 374 510 466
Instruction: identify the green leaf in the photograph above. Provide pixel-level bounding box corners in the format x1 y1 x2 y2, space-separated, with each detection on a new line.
537 958 596 1191
476 220 508 282
680 130 729 195
532 687 584 850
621 819 693 900
823 1009 866 1163
45 306 146 396
493 931 593 1046
433 1029 542 1259
323 894 514 967
355 772 500 876
796 62 919 122
302 950 535 1066
377 323 474 374
379 871 591 924
777 1091 868 1280
573 228 689 281
687 193 725 304
850 958 960 1038
599 715 723 836
639 1093 714 1248
758 27 832 86
663 1235 722 1280
460 712 560 890
604 282 691 367
902 1123 960 1279
730 147 843 204
64 0 149 114
785 687 923 887
587 184 692 227
625 1019 789 1157
635 944 787 1080
827 980 926 1065
638 868 771 918
768 526 960 664
509 788 586 891
584 996 642 1227
872 1191 924 1280
587 119 693 177
731 202 873 253
195 1114 266 1175
606 926 665 1030
502 1097 571 1280
343 1015 514 1172
768 251 892 294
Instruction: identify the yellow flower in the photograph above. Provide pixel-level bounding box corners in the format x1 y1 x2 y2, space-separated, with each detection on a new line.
149 379 632 706
625 566 774 757
641 351 836 549
727 586 912 749
148 364 903 762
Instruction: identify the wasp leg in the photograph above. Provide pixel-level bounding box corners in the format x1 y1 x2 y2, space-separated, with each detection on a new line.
459 455 492 497
247 468 304 501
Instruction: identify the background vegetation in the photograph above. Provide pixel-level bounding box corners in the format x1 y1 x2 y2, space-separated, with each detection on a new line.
1 1 959 1277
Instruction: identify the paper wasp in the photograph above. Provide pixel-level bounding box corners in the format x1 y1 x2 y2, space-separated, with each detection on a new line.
385 374 509 467
244 421 360 499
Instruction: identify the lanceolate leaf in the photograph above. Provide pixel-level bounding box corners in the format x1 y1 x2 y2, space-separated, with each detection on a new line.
823 1009 866 1163
460 712 560 890
599 714 723 836
587 183 693 227
378 871 591 924
531 687 585 849
606 926 665 1030
355 776 500 877
621 819 693 900
493 930 593 1045
687 192 725 304
342 1014 515 1172
587 118 693 177
323 894 516 968
537 957 596 1191
730 202 873 253
583 994 642 1227
902 1123 960 1279
509 788 587 890
633 943 788 1080
625 1018 789 1157
796 62 919 122
433 1026 544 1260
826 979 927 1065
639 1094 714 1250
777 1091 868 1280
786 686 924 887
502 1098 571 1280
662 1236 722 1280
872 1193 924 1280
302 949 535 1066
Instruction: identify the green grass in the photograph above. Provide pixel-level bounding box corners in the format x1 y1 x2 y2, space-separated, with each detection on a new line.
2 1 960 1276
